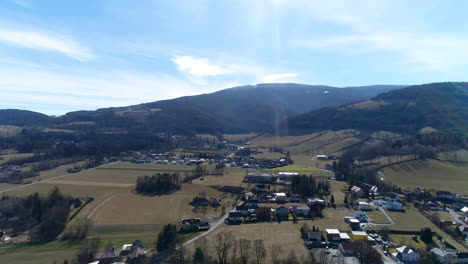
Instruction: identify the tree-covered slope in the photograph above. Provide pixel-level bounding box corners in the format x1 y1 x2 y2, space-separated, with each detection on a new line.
286 82 468 135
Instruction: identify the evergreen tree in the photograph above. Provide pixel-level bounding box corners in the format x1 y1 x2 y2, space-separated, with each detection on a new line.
193 247 204 264
330 195 335 205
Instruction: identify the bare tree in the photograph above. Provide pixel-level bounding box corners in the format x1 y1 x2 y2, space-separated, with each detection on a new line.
254 239 266 264
231 239 238 264
213 231 234 264
239 239 252 264
286 249 300 264
270 244 281 264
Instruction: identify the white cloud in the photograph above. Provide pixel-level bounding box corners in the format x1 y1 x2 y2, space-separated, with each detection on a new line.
0 29 95 61
262 73 298 83
172 55 232 77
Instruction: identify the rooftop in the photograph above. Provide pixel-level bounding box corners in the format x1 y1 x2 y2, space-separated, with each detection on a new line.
326 229 340 234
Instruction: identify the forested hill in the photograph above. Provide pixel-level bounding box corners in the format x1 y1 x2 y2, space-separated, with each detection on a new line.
0 109 51 126
0 83 403 134
286 82 468 135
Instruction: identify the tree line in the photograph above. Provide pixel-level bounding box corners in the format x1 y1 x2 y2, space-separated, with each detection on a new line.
136 173 181 195
291 175 330 197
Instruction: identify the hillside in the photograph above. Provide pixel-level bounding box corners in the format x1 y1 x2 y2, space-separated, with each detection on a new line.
286 82 468 135
9 83 402 134
0 109 51 126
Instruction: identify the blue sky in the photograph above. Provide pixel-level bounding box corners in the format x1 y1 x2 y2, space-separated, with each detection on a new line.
1 0 468 115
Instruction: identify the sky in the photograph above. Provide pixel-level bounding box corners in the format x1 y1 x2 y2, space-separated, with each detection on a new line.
1 0 468 115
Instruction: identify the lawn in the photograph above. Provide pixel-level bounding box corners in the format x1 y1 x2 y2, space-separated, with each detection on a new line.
0 250 77 264
0 153 34 164
375 206 466 251
367 209 390 224
381 159 468 194
388 234 428 249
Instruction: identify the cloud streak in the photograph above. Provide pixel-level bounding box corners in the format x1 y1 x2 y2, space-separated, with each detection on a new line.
0 28 95 61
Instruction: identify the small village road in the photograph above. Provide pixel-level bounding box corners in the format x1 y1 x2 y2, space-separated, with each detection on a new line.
368 207 395 226
447 209 465 225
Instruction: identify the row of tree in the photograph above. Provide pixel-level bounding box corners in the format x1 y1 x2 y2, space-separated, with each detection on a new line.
135 173 181 195
291 175 330 197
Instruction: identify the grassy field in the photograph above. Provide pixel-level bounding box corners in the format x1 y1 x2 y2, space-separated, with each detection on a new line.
367 210 391 224
437 149 468 162
264 165 333 178
0 250 78 264
249 133 320 148
286 130 361 156
381 159 468 194
0 125 22 137
375 206 466 251
0 153 34 164
388 234 429 249
222 133 257 142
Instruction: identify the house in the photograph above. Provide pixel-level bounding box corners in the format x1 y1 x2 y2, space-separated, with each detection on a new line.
316 154 327 160
425 200 443 211
339 241 359 256
276 206 290 220
369 185 379 196
353 211 368 222
236 205 250 216
348 218 360 230
120 244 133 256
247 198 259 208
274 192 287 203
127 240 146 262
456 252 468 264
458 225 468 241
393 246 419 263
350 186 364 198
179 218 202 231
227 211 243 224
430 248 457 264
436 191 455 200
289 195 301 203
278 172 298 180
307 198 325 216
294 206 311 217
461 207 468 222
358 201 370 210
339 233 351 241
209 197 221 207
326 229 341 242
385 199 403 210
304 231 322 246
351 231 368 241
253 184 266 192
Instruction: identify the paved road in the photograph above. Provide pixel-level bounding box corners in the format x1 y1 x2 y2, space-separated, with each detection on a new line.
447 209 465 225
369 207 395 226
0 162 112 195
373 245 397 264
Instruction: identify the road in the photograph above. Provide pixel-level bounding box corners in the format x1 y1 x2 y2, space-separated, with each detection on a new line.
373 245 397 264
0 162 111 195
369 207 396 226
447 209 465 225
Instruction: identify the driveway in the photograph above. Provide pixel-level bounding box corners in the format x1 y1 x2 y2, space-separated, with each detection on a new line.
447 209 465 225
368 207 396 226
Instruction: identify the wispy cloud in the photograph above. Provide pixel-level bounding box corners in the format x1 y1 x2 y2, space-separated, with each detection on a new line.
0 28 95 61
262 73 298 83
172 55 232 77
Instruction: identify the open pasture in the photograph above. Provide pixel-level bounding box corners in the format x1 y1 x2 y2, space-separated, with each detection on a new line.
249 133 320 147
287 130 361 155
381 159 468 194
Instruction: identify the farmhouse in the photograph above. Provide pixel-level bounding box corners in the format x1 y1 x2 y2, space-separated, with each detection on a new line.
394 246 419 263
179 218 205 231
350 186 364 197
227 211 243 224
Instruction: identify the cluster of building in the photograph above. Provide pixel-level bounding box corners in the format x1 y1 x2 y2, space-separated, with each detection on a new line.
226 191 325 225
178 218 210 232
244 171 299 185
392 246 468 264
0 164 25 182
190 196 221 207
89 240 148 264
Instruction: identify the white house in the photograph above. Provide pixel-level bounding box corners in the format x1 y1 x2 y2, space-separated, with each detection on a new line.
461 206 468 222
353 211 368 222
393 246 419 263
385 199 403 210
358 201 370 210
430 248 457 264
274 192 287 203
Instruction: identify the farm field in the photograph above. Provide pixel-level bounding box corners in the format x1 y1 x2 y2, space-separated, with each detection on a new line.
0 125 22 137
249 133 320 147
381 159 468 194
0 153 34 164
286 130 361 156
264 165 333 177
0 250 77 264
437 149 468 162
222 133 257 142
